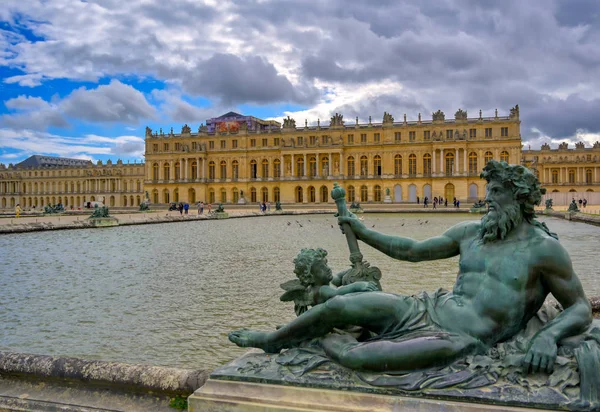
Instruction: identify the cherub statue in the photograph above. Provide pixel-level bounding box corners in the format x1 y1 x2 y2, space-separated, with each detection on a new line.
280 248 378 316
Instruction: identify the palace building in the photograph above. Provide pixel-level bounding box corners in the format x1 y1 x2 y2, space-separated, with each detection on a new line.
0 155 145 209
3 105 599 210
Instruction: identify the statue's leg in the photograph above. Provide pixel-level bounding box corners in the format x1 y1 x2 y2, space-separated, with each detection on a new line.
229 292 409 352
320 332 477 372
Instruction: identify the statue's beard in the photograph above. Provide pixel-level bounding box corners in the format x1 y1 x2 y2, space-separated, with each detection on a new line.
479 204 522 243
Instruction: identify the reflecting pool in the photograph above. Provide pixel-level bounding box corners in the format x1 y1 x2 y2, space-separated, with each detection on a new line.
0 214 598 370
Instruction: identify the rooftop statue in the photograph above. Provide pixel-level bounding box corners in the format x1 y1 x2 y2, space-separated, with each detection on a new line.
455 108 467 121
330 113 344 127
382 112 394 125
229 161 593 404
432 109 445 122
283 116 296 129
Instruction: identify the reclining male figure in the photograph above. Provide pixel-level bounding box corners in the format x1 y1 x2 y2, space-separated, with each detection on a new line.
230 161 592 374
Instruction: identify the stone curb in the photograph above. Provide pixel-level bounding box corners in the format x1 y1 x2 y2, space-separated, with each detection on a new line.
0 352 208 396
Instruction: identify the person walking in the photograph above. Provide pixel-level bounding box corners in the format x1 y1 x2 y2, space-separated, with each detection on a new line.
207 203 212 214
267 201 271 212
15 203 21 218
583 199 588 208
423 197 428 208
417 196 420 205
433 198 437 209
178 202 183 215
184 202 189 215
198 201 203 215
445 198 448 207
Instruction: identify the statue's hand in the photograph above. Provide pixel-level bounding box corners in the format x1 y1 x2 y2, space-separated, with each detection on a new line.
338 216 366 238
350 281 379 293
522 334 557 374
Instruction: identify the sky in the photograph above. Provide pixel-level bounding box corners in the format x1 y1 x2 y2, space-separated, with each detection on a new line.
1 0 600 165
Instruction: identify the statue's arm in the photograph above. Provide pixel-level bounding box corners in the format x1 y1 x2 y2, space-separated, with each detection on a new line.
524 239 592 374
340 218 476 262
315 283 377 304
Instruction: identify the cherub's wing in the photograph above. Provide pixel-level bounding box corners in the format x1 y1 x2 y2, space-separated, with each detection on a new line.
280 288 308 302
280 279 304 291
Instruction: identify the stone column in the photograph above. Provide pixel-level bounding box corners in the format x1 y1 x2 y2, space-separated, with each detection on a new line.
280 155 284 177
291 154 295 177
440 149 444 175
432 150 436 174
328 153 332 176
455 148 459 174
303 154 307 176
339 153 344 176
464 149 468 175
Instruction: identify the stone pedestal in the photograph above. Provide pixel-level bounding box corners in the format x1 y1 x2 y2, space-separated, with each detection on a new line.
188 379 542 412
383 195 392 203
214 212 229 219
238 197 247 205
349 207 363 214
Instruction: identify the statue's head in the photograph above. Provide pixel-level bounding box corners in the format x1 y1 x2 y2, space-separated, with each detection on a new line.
479 160 547 242
293 248 332 286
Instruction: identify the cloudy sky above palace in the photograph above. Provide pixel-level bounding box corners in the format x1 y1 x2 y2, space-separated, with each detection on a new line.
1 0 600 164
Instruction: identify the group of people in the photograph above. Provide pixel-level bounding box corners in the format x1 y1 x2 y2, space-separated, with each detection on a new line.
169 201 213 215
259 201 271 213
419 196 460 209
576 198 588 208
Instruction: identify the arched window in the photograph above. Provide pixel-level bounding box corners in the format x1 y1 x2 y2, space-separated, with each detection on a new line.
347 156 355 176
191 161 198 179
296 186 303 203
232 188 239 203
394 155 402 176
250 187 257 203
360 185 368 202
250 160 257 179
262 159 269 178
164 163 170 180
274 159 281 177
423 153 432 176
374 185 382 202
445 152 455 176
153 189 159 204
484 151 493 164
552 169 559 184
174 162 181 180
500 151 509 163
469 152 478 174
347 185 355 202
261 187 269 202
220 160 227 179
320 185 328 203
409 154 417 175
220 188 227 203
208 161 216 180
173 188 179 202
232 160 239 180
296 157 304 177
309 157 317 177
308 186 316 202
208 189 215 203
321 157 329 176
373 155 382 176
586 169 593 184
273 187 280 202
568 169 575 183
163 189 170 203
360 156 368 176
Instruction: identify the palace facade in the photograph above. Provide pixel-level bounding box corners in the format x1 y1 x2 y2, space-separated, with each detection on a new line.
0 155 145 209
142 108 522 205
4 106 599 210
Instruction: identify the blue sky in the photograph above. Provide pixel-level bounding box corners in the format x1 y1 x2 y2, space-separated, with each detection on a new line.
1 0 600 165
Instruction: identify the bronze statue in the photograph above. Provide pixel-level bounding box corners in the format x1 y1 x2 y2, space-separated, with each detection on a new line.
229 160 592 376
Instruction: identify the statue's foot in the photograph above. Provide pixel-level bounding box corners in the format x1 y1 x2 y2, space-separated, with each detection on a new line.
228 329 283 354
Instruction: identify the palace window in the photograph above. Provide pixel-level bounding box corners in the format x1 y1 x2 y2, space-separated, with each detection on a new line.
485 128 492 138
250 187 257 203
250 139 256 147
232 161 239 180
175 162 181 180
395 132 401 142
552 170 559 184
347 134 354 144
309 157 317 177
320 185 328 202
153 144 158 152
500 151 509 163
208 161 216 180
232 140 238 148
309 136 316 145
262 138 268 147
322 136 328 145
296 186 303 203
361 133 367 143
501 127 508 137
262 159 269 178
164 143 169 151
373 155 382 176
209 141 215 149
409 154 417 175
250 160 257 179
233 188 239 203
360 156 368 176
423 154 432 176
347 185 355 202
175 143 181 151
360 185 368 202
321 157 329 176
347 156 355 176
569 169 575 183
446 130 453 139
586 169 593 184
191 161 198 179
423 131 430 141
297 136 303 145
394 155 402 176
221 188 227 203
374 133 380 143
153 163 159 180
164 163 171 180
469 152 478 174
220 161 227 179
469 129 477 138
308 186 316 202
445 152 455 176
221 140 226 149
296 157 304 177
274 159 281 177
262 187 269 203
409 131 415 142
273 187 280 202
274 138 280 146
192 142 197 150
374 185 382 202
484 151 493 163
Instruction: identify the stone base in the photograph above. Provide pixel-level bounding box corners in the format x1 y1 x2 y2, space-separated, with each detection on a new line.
469 207 487 214
214 212 229 219
188 379 541 412
87 217 119 227
349 208 364 214
383 196 392 203
238 198 247 204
